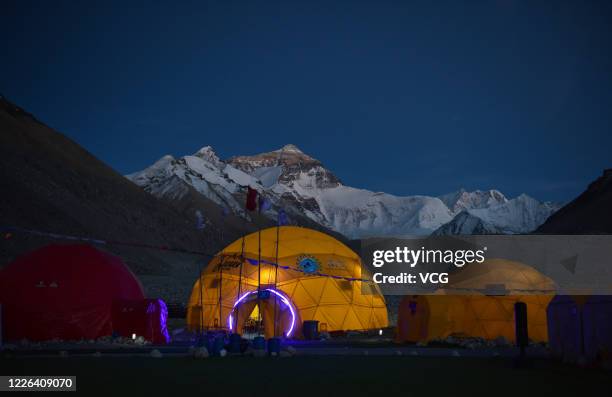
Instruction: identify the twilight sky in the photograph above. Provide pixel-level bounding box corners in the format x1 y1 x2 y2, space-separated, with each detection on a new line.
2 0 611 202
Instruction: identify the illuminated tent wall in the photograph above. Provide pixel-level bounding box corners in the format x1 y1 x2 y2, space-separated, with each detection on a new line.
546 295 587 361
187 226 388 338
582 296 612 361
0 244 145 341
548 295 612 362
396 259 556 343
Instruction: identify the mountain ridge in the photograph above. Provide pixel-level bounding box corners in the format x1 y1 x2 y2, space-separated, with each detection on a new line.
128 144 560 237
536 169 612 234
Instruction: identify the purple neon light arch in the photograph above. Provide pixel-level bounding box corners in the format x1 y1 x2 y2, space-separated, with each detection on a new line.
228 288 296 337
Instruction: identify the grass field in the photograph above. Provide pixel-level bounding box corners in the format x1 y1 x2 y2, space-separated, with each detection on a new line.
2 355 611 396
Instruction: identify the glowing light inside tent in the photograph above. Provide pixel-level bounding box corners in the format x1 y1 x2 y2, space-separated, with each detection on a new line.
132 333 136 340
228 288 296 337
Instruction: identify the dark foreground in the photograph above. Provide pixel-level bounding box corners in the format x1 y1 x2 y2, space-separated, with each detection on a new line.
1 356 610 396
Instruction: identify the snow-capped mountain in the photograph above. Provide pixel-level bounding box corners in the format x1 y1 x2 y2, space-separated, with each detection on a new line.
466 193 560 234
435 189 561 235
127 144 560 238
127 147 261 214
228 145 455 236
439 188 508 213
431 211 503 236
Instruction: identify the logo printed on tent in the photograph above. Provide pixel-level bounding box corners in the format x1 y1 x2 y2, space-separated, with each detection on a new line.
297 255 321 274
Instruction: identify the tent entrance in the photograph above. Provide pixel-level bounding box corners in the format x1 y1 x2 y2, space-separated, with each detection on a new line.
242 304 263 338
228 289 297 339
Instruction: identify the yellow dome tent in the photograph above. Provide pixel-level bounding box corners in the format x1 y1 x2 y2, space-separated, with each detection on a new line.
396 259 556 343
187 226 388 338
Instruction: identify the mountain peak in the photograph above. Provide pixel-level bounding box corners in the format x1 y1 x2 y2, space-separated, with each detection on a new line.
151 154 175 169
432 211 502 236
276 144 303 154
537 168 612 234
439 188 508 213
193 145 221 164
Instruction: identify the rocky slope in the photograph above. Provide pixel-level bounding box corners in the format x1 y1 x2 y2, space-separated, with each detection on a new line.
536 169 612 234
431 211 503 235
0 97 239 305
0 96 211 256
130 144 560 237
436 190 561 235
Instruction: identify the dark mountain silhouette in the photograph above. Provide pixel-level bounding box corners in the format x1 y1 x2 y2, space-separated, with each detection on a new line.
0 96 212 259
536 169 612 234
0 97 339 304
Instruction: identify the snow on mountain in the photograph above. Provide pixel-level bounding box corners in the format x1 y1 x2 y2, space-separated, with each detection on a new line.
229 144 341 189
228 144 453 237
127 147 261 213
318 188 454 237
436 189 560 234
431 211 503 236
467 193 560 234
439 189 508 213
127 144 559 238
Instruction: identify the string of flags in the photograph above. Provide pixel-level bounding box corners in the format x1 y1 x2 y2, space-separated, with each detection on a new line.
1 226 216 258
246 187 258 211
221 206 230 217
2 226 375 284
243 186 290 226
2 226 557 292
195 210 206 230
242 257 372 283
278 209 289 226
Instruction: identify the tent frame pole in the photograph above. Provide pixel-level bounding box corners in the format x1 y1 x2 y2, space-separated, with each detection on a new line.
257 208 262 336
218 262 223 330
273 224 280 338
234 236 245 332
198 260 204 334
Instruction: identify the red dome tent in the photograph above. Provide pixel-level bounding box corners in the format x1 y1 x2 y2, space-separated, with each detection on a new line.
0 244 145 341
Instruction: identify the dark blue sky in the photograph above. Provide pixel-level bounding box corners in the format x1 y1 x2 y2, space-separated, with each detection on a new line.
2 1 611 202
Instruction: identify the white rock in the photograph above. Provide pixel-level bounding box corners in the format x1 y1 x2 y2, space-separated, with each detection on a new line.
150 349 163 358
193 347 209 359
